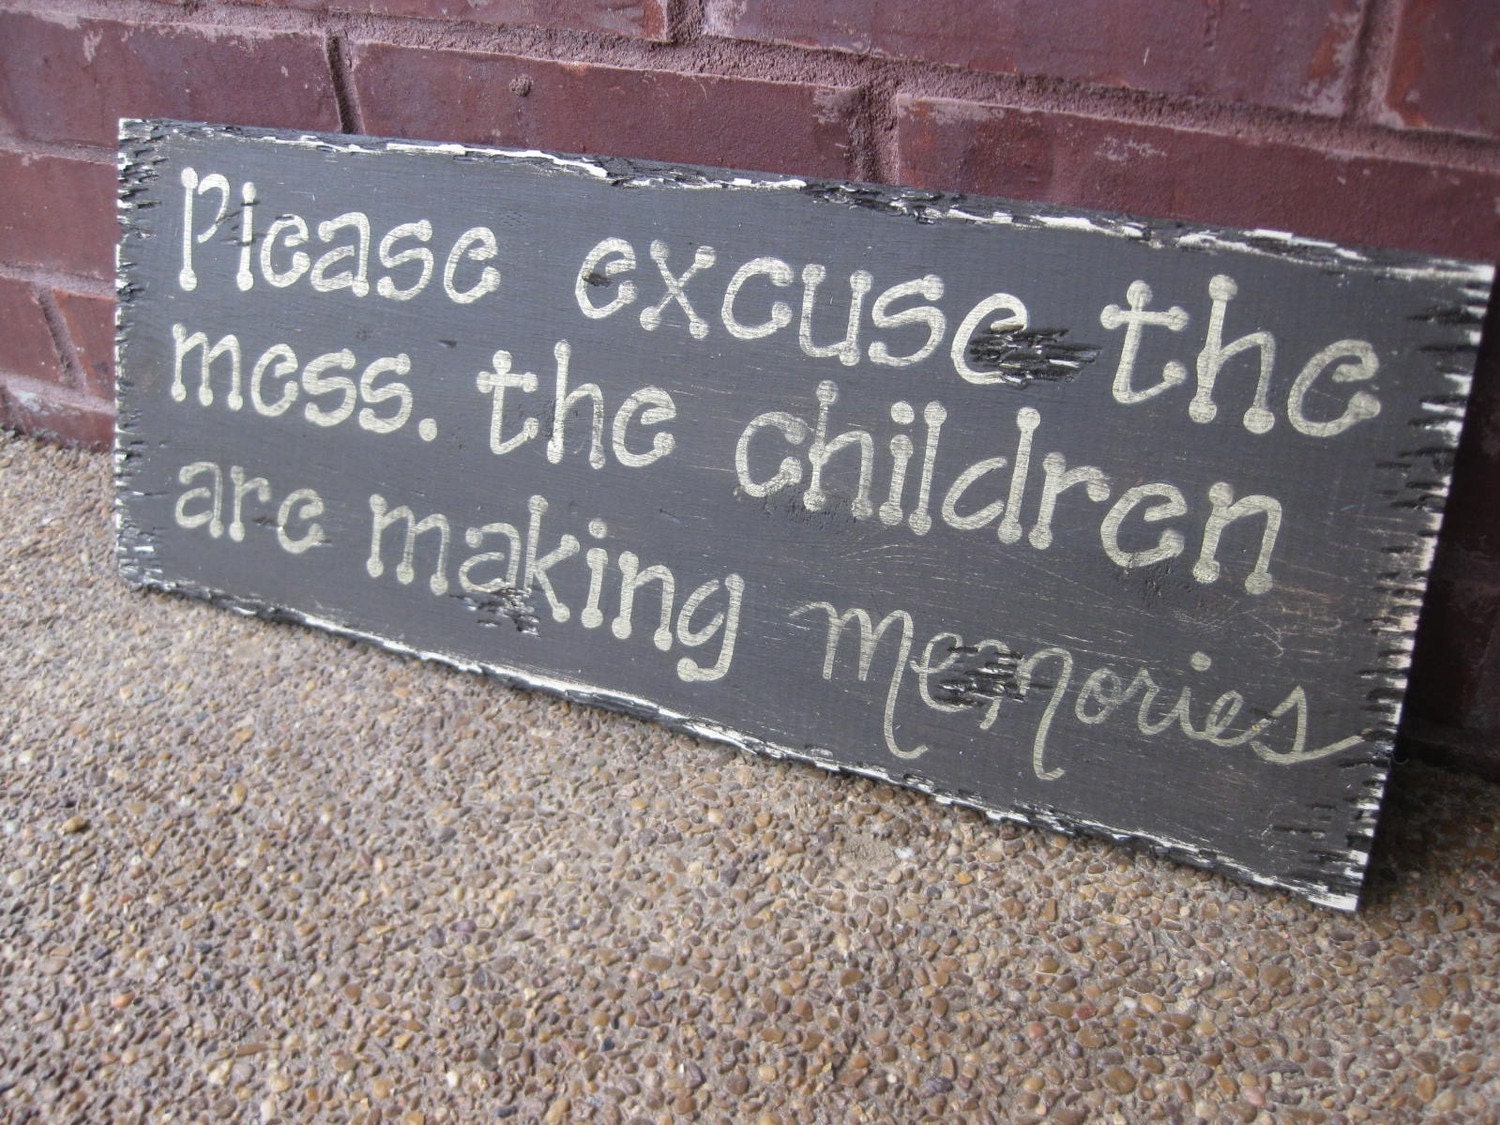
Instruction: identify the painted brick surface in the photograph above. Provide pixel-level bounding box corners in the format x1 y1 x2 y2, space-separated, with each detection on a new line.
707 0 1365 115
240 0 670 40
0 279 62 385
55 291 115 399
0 13 340 149
1383 0 1500 140
0 152 117 279
350 44 862 177
894 97 1500 262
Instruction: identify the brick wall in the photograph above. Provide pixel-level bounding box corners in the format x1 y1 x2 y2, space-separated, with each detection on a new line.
2 0 1498 774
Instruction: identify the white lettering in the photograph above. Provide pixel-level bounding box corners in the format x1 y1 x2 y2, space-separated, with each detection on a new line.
640 240 715 338
260 215 311 288
1099 280 1190 403
171 324 241 409
477 349 539 456
301 349 358 428
1191 274 1277 434
675 574 745 683
735 411 810 498
376 220 434 301
443 226 501 304
611 386 677 468
1193 482 1282 595
799 265 871 366
546 340 605 470
1287 339 1381 438
250 344 299 417
277 488 325 555
178 167 230 292
792 600 927 759
951 292 1028 385
721 257 793 341
310 211 372 297
358 354 414 434
575 237 637 319
868 275 945 368
1100 483 1187 570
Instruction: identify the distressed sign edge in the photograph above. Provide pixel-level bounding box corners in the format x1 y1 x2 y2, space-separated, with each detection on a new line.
114 118 1496 912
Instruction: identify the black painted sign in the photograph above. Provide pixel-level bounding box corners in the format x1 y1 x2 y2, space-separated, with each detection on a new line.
116 120 1493 909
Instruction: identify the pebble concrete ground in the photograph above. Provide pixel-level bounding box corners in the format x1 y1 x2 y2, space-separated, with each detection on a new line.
1 428 1498 1122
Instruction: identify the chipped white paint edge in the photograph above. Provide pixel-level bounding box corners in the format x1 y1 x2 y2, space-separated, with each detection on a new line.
116 121 160 586
717 731 1332 911
127 120 1497 284
762 748 1366 912
948 208 1154 243
1176 230 1494 286
1336 267 1489 912
387 141 613 182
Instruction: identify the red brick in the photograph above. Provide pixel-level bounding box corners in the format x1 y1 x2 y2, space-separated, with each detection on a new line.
239 0 670 41
894 97 1500 261
0 374 113 449
350 44 861 178
708 0 1365 115
0 13 339 149
0 278 63 385
1383 0 1500 140
0 151 116 279
55 291 115 399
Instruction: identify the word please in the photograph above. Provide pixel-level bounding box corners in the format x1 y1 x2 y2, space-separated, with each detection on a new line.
176 168 501 304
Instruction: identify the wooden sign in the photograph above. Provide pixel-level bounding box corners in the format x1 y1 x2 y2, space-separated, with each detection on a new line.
115 120 1493 910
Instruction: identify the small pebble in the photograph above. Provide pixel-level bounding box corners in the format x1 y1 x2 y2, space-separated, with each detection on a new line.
1102 1067 1137 1096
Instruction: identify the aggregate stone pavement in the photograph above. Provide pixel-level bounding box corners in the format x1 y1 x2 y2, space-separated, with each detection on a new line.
1 429 1497 1123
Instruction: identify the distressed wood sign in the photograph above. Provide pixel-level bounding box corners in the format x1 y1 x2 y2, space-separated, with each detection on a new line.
115 120 1493 910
